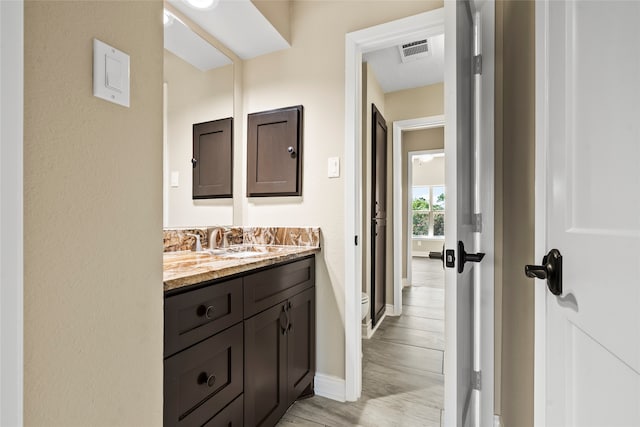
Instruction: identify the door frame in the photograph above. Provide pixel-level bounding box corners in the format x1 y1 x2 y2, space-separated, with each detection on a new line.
393 117 445 315
0 0 24 425
345 3 495 422
534 1 548 425
344 8 445 401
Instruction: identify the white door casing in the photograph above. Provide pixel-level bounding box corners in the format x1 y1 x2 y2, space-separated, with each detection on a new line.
535 1 640 426
344 9 445 402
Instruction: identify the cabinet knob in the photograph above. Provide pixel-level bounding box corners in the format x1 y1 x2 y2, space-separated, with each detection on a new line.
191 158 197 167
197 372 216 387
287 146 296 158
197 305 215 320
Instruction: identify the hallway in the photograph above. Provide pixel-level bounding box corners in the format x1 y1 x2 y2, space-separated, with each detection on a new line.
278 257 445 426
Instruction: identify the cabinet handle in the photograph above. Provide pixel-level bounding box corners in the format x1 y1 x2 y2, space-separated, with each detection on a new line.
197 305 215 320
197 372 216 388
279 305 288 335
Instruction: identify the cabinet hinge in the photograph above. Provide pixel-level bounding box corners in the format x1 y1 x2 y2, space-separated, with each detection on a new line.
473 54 482 75
472 370 482 390
472 213 483 233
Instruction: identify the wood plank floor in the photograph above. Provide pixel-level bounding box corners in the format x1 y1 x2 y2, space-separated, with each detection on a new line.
277 258 445 426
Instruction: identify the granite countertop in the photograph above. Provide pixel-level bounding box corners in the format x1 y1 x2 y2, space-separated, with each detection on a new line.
163 245 320 292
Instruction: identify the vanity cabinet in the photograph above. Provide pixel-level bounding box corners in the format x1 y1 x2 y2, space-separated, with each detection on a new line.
244 257 315 427
164 256 315 427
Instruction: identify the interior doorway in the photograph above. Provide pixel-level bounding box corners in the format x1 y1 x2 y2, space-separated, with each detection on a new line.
345 3 495 425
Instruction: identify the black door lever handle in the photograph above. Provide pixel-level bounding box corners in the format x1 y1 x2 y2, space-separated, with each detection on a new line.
457 241 485 273
525 249 562 295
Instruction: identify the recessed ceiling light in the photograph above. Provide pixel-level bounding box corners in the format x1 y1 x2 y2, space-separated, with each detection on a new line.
183 0 220 10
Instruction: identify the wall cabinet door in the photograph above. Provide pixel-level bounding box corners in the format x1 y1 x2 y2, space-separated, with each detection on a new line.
287 287 316 402
247 105 303 197
244 303 288 427
192 117 233 199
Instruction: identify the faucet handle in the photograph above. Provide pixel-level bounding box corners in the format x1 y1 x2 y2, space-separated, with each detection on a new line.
185 233 203 252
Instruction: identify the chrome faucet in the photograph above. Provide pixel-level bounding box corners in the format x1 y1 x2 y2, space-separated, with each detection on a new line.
185 233 203 252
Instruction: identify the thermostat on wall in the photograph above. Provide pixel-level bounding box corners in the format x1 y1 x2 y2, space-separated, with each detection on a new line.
93 39 130 107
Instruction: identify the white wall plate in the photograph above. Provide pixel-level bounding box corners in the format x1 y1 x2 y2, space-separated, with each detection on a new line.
93 39 130 107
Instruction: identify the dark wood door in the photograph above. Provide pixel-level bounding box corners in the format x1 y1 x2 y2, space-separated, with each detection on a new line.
244 303 288 427
247 105 303 197
287 287 315 402
371 104 387 327
192 118 233 199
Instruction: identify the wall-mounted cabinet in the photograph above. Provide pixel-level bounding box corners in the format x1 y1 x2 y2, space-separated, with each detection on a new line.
192 117 233 199
247 105 303 197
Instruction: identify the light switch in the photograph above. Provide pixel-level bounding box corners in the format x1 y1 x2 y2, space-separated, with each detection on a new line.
93 39 130 107
170 171 179 188
105 55 123 92
328 157 340 178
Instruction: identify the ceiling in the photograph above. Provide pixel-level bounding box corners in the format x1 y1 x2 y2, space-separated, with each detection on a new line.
363 33 444 93
164 13 232 71
166 0 290 62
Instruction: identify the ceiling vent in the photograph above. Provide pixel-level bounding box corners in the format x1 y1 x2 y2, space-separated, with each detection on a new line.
398 39 430 63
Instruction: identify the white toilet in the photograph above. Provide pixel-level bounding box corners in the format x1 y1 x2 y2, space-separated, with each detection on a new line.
361 292 370 320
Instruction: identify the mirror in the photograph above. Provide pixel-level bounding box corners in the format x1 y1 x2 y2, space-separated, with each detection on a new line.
163 9 234 227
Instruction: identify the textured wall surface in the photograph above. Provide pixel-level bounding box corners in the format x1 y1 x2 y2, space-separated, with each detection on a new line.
24 1 164 425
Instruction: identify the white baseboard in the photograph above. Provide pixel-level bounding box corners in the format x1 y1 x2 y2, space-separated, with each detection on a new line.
494 414 503 427
362 319 373 339
314 373 346 402
385 303 398 316
362 309 389 339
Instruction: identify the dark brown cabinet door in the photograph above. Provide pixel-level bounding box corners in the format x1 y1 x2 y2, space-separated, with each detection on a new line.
371 104 387 327
244 303 288 427
193 117 233 199
247 105 303 197
164 324 243 427
287 287 316 402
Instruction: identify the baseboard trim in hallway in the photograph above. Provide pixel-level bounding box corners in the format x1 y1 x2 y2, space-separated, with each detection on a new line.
313 373 346 402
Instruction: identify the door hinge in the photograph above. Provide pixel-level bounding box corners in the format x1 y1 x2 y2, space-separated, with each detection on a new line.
472 370 482 390
473 54 482 75
472 213 483 233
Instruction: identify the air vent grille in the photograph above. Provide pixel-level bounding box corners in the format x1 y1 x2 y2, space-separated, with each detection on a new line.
399 39 430 63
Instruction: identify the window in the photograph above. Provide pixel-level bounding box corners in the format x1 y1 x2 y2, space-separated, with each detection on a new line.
412 185 445 238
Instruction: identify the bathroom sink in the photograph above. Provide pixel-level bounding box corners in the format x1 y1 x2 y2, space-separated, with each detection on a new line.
221 251 263 259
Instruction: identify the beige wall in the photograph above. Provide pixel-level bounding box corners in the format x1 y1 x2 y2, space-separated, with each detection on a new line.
385 83 444 283
24 1 163 425
495 1 535 424
164 50 234 227
241 0 441 379
361 62 386 323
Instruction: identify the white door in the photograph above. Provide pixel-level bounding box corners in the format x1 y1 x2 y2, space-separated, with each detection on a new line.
444 1 481 426
535 1 640 426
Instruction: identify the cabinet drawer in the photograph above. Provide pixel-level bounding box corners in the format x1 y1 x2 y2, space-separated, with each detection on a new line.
202 394 243 427
244 257 315 318
165 278 242 356
164 323 243 427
